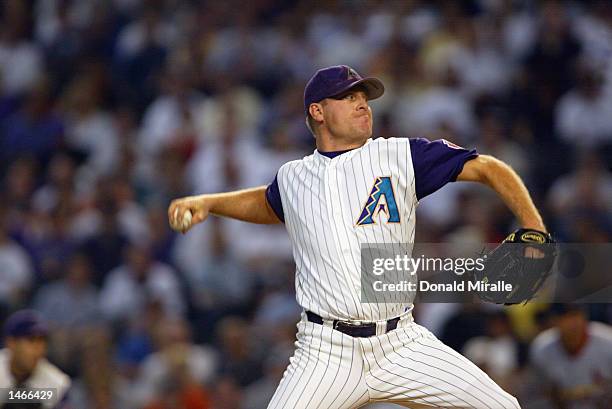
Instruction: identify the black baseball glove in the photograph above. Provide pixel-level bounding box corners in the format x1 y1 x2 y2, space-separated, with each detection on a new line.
472 228 556 305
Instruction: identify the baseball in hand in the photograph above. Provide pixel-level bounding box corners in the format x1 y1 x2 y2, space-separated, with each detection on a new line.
181 209 192 230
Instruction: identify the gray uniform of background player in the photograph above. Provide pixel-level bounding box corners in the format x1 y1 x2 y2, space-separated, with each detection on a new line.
528 308 612 409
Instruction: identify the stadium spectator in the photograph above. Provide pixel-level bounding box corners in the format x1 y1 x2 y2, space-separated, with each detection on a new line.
0 203 34 314
555 63 612 148
132 318 215 409
99 242 185 323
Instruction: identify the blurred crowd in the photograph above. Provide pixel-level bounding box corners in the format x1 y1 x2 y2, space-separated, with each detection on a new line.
0 0 611 408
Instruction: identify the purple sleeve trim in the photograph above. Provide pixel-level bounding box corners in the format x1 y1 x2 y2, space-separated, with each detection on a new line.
409 138 479 200
265 175 285 223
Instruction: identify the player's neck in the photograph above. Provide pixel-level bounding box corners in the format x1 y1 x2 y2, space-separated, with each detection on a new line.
316 134 368 152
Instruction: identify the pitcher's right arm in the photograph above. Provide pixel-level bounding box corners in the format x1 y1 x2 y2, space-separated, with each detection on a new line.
168 186 282 233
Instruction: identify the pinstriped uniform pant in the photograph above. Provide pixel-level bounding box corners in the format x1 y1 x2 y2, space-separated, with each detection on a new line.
267 313 521 409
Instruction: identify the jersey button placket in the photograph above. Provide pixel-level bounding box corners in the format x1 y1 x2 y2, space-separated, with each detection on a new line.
328 161 349 255
324 162 342 253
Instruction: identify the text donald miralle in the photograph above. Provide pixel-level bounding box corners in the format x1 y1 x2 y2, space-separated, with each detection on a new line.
369 254 513 293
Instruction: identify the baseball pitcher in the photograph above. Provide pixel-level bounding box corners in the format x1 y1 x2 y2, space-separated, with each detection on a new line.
168 65 552 409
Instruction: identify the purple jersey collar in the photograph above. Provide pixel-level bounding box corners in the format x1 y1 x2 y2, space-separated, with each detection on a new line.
317 148 355 158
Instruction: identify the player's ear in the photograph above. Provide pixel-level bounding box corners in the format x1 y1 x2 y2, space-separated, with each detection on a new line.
309 103 324 122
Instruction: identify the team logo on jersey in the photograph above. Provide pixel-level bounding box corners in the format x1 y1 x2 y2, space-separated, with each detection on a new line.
356 176 400 226
441 139 463 150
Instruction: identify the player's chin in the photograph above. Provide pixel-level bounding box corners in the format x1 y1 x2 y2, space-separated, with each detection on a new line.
355 125 372 140
351 121 371 137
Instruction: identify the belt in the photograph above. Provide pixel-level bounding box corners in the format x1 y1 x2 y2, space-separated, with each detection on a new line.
306 311 401 338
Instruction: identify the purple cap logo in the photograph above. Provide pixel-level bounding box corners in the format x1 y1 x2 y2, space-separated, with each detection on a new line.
304 65 385 114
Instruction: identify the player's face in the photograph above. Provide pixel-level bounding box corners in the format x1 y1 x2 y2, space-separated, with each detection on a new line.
557 311 588 351
322 89 373 143
7 336 47 374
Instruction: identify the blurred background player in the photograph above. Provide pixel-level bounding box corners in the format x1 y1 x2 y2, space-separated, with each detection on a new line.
527 305 612 409
0 310 71 409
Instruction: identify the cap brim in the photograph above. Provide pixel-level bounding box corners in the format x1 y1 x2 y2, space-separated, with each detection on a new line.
331 77 385 101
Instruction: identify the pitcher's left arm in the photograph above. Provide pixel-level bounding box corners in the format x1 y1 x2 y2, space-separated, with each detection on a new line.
457 155 546 232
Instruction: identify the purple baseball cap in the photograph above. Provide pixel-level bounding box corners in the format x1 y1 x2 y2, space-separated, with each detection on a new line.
3 310 48 338
304 65 385 114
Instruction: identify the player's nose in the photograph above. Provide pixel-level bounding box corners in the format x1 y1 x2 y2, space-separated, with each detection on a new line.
355 93 369 111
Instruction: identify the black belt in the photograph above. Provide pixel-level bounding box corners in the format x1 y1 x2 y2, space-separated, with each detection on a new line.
306 311 401 338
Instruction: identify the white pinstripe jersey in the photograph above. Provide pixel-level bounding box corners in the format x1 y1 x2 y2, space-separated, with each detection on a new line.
276 138 414 321
269 136 477 321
